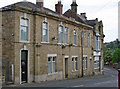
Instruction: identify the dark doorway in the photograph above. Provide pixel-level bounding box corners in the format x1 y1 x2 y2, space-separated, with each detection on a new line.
21 50 28 83
65 58 68 78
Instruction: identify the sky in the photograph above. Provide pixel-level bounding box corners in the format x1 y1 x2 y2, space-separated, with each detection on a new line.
0 0 118 43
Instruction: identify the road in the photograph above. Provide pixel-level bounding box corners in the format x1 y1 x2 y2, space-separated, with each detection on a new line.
2 65 118 89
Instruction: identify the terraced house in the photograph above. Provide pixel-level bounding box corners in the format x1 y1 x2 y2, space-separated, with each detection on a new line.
1 0 104 85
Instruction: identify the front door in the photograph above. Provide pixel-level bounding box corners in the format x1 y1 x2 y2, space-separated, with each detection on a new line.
21 50 28 83
65 58 68 78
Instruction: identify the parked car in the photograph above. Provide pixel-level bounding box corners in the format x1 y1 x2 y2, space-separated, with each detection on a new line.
113 63 118 69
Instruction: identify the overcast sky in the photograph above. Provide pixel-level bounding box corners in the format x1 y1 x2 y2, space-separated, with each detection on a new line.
0 0 118 43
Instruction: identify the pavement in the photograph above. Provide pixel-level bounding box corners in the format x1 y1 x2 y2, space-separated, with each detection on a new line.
2 65 118 89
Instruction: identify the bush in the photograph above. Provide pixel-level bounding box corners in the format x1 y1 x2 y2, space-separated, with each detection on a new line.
112 48 120 63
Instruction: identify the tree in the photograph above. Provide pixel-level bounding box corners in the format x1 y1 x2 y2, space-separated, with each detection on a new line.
104 48 112 63
112 48 120 63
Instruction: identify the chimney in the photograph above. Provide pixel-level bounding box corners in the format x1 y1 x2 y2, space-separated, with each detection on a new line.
55 0 63 15
81 13 87 19
36 0 44 8
71 0 78 13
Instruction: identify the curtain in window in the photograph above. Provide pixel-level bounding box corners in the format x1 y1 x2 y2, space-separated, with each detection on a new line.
21 26 28 41
48 57 52 73
20 18 29 41
53 57 56 72
75 57 77 70
43 22 48 42
64 27 68 44
58 26 63 43
74 30 77 45
72 58 74 71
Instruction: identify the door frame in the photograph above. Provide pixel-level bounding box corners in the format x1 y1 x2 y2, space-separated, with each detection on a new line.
20 48 29 84
64 56 69 79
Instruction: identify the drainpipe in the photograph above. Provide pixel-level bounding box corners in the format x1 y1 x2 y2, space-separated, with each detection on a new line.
118 69 120 89
81 31 83 77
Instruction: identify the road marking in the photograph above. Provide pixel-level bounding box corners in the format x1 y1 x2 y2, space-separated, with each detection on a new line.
72 85 84 87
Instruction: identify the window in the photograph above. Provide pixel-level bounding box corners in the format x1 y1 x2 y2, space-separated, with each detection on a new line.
81 31 84 46
88 33 90 47
72 58 74 71
74 30 77 45
58 26 68 44
94 57 100 69
58 25 63 43
96 36 100 50
48 56 56 73
64 27 68 44
20 17 29 41
83 57 87 70
72 57 78 71
75 57 77 70
42 22 48 42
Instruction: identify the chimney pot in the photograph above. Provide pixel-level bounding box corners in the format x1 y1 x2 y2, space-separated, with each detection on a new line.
55 1 63 15
36 0 44 8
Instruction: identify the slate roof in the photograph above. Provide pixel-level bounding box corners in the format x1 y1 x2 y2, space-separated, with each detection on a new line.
63 9 86 24
86 20 96 27
2 1 66 18
1 1 93 28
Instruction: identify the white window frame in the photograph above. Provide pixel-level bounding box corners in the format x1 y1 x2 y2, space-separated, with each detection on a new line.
41 19 49 43
58 25 63 44
47 54 57 74
20 16 30 43
88 33 90 47
96 36 100 50
64 27 68 44
94 56 100 69
72 56 78 72
83 57 87 70
73 30 77 45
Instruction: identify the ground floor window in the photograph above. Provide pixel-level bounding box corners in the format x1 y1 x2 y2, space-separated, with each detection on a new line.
72 57 78 71
48 55 56 73
83 57 87 70
94 57 100 69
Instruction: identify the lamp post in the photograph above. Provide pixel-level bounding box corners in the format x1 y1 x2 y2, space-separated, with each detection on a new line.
116 63 120 89
118 69 120 89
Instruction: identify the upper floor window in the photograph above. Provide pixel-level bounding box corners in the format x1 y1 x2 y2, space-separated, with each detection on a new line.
73 30 77 45
88 33 90 47
81 31 84 46
20 17 29 41
58 25 63 43
64 27 68 44
42 22 48 42
96 36 100 50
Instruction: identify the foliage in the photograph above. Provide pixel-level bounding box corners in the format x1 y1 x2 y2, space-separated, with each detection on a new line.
112 48 120 63
104 39 120 64
104 48 112 63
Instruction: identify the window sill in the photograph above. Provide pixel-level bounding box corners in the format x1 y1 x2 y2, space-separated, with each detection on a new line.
48 72 57 75
41 42 49 44
94 68 99 70
19 41 30 43
72 70 78 72
73 44 77 46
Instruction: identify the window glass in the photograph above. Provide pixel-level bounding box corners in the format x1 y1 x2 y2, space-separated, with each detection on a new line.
48 57 52 73
58 26 63 43
20 18 29 41
42 22 48 42
74 30 77 45
64 27 68 44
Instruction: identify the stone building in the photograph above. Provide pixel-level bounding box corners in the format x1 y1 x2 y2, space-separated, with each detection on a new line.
1 0 104 85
